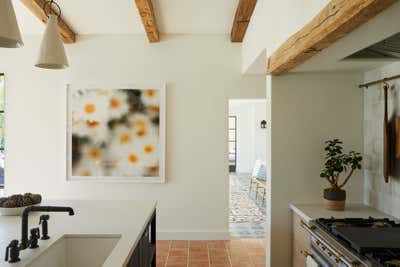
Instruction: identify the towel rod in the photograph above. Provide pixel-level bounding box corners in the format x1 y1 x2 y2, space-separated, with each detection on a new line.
359 74 400 88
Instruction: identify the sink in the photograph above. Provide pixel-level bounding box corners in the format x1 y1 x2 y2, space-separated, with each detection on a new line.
26 234 121 267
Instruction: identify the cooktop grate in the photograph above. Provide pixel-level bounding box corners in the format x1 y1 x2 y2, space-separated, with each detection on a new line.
315 217 400 266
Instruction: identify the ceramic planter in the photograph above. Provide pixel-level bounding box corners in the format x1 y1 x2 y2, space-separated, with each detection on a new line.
323 188 346 211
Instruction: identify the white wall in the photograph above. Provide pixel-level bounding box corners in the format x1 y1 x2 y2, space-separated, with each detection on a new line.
265 0 328 53
364 62 400 218
269 72 364 267
242 0 328 73
0 34 265 239
254 101 268 164
241 0 267 73
229 99 267 173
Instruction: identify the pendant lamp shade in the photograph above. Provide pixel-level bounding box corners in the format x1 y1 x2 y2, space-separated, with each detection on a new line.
0 0 23 48
35 15 69 69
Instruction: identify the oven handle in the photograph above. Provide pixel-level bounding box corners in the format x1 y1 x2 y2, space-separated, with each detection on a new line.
300 220 359 267
301 249 329 266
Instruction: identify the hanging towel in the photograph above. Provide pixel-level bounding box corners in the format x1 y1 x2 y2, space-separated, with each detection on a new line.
306 255 319 267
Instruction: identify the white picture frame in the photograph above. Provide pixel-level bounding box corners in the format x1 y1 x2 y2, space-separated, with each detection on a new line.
66 83 165 183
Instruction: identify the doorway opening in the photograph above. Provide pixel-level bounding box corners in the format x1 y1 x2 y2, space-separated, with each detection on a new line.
228 99 267 238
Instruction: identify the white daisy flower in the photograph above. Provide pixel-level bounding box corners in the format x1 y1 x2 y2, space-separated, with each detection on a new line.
72 119 109 144
106 127 142 177
72 89 109 123
128 113 158 139
132 134 159 167
72 145 105 177
107 90 130 120
108 147 146 177
141 89 160 107
109 124 135 147
72 159 104 177
108 126 130 159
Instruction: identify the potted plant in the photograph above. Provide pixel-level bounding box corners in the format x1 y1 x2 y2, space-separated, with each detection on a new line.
320 139 362 211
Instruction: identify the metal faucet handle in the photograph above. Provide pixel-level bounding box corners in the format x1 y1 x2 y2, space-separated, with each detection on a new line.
30 227 40 238
39 214 50 224
39 214 50 240
5 240 20 263
29 228 40 249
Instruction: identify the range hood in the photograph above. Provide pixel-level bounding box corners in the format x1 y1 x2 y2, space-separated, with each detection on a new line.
344 32 400 60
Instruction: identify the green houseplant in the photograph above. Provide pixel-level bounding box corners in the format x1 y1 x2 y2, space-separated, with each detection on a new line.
320 139 362 210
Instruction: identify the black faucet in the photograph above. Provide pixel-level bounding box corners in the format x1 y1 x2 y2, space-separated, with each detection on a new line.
20 206 74 250
5 206 74 263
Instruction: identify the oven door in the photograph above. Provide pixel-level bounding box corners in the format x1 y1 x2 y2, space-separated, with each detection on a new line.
301 220 367 267
311 237 349 267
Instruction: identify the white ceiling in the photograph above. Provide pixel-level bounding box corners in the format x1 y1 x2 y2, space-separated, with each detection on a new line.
13 0 238 35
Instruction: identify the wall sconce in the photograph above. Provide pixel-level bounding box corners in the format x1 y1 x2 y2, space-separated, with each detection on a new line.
260 120 267 129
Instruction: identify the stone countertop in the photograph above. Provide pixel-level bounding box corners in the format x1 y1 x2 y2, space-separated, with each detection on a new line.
289 203 396 223
0 200 157 267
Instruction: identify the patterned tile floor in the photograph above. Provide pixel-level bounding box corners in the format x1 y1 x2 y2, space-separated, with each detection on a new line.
229 173 266 238
156 239 266 267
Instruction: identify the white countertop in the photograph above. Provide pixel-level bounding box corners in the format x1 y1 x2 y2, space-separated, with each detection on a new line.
290 203 396 223
0 200 157 267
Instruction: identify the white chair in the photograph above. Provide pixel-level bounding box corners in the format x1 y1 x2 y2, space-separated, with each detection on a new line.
249 160 267 202
249 160 263 191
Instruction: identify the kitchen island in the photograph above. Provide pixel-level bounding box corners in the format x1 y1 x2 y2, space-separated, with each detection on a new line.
0 200 157 267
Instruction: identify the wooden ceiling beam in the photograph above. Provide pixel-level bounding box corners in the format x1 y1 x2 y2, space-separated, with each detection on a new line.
267 0 398 75
135 0 159 43
20 0 76 44
231 0 257 42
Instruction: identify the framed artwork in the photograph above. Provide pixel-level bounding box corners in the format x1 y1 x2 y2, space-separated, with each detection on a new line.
67 83 165 183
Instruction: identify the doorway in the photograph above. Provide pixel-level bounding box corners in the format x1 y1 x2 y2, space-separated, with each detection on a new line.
228 99 267 238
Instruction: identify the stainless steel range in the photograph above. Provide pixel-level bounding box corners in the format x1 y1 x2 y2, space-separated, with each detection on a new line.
301 217 400 267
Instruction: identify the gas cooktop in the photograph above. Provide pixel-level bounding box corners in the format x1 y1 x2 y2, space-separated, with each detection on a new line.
316 217 400 267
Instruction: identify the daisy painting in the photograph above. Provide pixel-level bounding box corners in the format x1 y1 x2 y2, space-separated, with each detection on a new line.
67 84 165 182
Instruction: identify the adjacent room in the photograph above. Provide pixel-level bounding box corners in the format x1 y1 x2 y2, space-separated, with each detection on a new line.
228 99 267 238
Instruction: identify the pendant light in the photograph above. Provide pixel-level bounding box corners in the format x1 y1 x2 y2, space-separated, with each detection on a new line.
35 0 69 69
0 0 23 48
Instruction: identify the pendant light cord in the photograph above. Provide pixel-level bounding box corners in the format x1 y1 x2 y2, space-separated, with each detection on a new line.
43 0 61 19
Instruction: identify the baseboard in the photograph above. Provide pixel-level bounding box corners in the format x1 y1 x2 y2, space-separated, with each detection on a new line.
157 230 230 240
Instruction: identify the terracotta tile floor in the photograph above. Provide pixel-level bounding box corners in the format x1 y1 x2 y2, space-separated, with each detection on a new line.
156 239 266 267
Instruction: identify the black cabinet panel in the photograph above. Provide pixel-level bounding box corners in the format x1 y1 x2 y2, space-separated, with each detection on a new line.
127 210 156 267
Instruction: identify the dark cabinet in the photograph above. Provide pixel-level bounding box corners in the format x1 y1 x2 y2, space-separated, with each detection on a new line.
127 210 156 267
